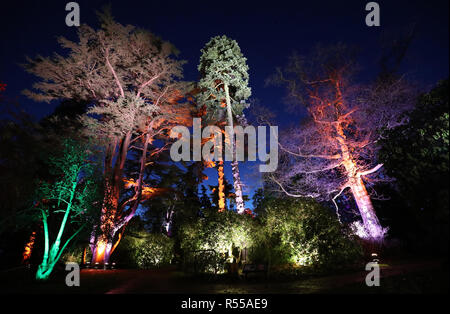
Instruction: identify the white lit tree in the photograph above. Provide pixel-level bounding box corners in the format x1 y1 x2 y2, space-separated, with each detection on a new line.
23 9 191 263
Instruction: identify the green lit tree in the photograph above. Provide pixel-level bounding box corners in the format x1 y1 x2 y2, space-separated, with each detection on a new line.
33 139 99 280
197 35 251 214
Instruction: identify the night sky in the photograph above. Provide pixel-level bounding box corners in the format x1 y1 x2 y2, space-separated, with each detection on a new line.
1 0 448 209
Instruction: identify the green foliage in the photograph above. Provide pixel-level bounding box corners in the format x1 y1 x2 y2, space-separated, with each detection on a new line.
252 198 363 269
178 198 362 273
252 187 276 216
380 79 449 187
378 79 449 254
115 231 175 269
179 210 256 272
197 35 251 119
61 242 85 264
35 139 101 225
132 233 175 269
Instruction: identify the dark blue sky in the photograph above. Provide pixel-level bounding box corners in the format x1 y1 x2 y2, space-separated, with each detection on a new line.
1 0 448 209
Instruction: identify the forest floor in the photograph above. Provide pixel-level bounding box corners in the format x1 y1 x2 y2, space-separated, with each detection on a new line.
0 258 448 294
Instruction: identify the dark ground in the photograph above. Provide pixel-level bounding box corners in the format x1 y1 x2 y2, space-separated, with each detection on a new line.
0 258 448 294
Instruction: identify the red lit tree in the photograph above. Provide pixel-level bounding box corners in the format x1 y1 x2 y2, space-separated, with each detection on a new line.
267 44 415 242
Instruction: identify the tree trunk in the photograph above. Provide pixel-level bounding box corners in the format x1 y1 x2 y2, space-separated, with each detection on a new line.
349 176 385 241
91 133 130 264
22 231 36 264
92 175 118 264
335 123 384 242
217 160 226 212
92 129 150 264
224 83 245 214
232 141 245 214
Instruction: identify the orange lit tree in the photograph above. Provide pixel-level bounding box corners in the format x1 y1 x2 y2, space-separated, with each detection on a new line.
267 44 414 242
23 9 191 263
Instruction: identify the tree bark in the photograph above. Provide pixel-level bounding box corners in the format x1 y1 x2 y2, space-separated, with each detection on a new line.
92 132 131 264
335 123 384 241
217 160 226 212
92 129 154 264
232 141 245 214
224 83 245 213
349 176 384 241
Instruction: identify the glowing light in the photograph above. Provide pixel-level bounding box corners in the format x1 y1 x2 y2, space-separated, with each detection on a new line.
141 186 157 198
217 161 225 212
123 178 137 189
350 220 388 241
203 160 216 168
94 240 107 264
22 231 36 264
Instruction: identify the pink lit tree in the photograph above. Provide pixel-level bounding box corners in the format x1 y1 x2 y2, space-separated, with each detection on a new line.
267 44 415 242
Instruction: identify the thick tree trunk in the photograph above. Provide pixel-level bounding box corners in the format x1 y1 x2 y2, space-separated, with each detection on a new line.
92 129 152 265
92 133 131 264
349 176 384 241
335 123 384 242
92 175 118 264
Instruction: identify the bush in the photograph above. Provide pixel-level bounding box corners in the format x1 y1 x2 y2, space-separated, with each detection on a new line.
133 233 175 269
114 232 174 269
178 210 256 273
253 198 363 270
60 242 85 264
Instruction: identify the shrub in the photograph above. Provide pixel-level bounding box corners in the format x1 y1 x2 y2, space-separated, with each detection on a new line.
254 198 363 270
178 210 256 273
133 233 175 269
60 242 85 264
114 232 174 269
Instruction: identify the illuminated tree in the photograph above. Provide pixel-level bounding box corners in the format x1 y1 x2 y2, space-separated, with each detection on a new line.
209 175 234 212
33 139 99 280
267 44 415 242
23 9 191 263
197 35 251 214
216 160 226 212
